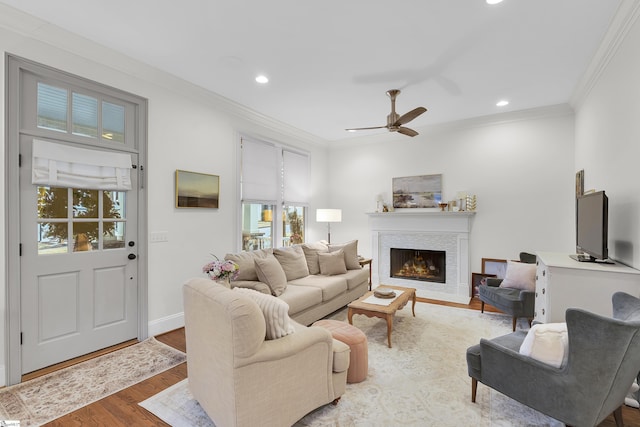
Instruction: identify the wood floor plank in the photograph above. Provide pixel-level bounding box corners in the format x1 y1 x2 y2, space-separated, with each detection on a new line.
37 301 639 426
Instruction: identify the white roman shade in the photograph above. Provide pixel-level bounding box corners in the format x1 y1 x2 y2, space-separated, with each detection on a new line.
32 139 132 190
241 138 279 202
283 149 309 206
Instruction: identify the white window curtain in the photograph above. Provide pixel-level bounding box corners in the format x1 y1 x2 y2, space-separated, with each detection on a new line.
241 138 279 202
32 139 132 190
282 149 310 206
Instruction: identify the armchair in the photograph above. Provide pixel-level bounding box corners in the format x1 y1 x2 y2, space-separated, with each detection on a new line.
478 252 536 331
466 292 640 427
183 278 349 427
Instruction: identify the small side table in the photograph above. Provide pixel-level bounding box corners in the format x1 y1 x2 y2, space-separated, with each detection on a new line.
359 257 372 290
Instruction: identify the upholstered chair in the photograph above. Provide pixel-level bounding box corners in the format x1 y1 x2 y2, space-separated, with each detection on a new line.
478 252 536 331
466 292 640 427
183 278 349 427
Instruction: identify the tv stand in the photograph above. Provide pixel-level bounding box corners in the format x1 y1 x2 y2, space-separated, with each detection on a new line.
569 254 615 264
535 252 640 323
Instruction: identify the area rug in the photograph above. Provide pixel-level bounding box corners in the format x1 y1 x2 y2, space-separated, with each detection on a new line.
139 304 563 427
0 337 186 426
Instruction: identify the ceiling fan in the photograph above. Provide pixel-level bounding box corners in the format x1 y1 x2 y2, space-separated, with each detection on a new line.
346 89 427 137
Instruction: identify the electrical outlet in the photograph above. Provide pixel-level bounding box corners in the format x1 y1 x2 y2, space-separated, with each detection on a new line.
150 231 169 243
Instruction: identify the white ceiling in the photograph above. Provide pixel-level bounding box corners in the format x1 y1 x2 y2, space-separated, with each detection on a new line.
0 0 624 141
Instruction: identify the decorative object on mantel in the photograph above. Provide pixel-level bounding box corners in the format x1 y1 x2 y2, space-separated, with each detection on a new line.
392 174 442 209
448 199 458 211
202 256 239 288
575 169 584 198
438 202 448 211
456 191 468 211
466 194 477 211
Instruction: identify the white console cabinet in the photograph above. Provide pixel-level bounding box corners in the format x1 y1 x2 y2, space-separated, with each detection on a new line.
534 252 640 323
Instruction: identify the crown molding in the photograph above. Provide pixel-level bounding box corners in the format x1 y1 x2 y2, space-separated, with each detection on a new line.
570 0 640 108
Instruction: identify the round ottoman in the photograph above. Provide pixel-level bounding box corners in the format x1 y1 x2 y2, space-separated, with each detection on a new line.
313 319 368 383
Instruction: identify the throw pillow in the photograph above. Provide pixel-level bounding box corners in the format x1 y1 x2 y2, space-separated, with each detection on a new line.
273 246 310 281
519 322 568 368
328 240 360 270
233 288 295 340
301 241 329 275
318 250 348 275
254 255 288 296
499 260 536 291
225 249 272 281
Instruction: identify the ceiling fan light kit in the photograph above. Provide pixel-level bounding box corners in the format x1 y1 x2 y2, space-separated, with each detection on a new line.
346 89 427 137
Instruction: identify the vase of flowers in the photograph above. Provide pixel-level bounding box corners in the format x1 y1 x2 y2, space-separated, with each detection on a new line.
202 256 239 288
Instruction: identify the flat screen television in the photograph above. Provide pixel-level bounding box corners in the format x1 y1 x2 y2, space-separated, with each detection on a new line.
570 190 609 263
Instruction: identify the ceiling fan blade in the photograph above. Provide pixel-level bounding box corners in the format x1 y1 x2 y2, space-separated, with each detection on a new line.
345 125 387 131
394 107 427 126
397 127 419 137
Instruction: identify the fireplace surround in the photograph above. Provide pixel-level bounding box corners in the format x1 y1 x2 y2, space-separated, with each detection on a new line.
368 211 475 303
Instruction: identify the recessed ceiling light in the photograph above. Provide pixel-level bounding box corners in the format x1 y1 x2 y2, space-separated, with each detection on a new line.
496 100 509 107
255 75 269 84
486 0 504 4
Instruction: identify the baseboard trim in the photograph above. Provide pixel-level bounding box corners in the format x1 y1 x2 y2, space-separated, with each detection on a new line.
148 312 185 338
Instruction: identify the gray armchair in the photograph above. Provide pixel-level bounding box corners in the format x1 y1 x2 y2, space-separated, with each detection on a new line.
466 292 640 427
478 252 536 331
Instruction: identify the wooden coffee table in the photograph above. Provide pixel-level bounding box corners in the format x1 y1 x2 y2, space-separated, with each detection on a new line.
347 285 416 348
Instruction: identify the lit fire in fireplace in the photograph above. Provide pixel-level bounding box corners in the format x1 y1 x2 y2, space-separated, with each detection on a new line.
390 248 445 283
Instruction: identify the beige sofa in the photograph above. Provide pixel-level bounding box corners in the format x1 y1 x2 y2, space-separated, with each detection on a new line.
184 278 350 427
225 240 369 325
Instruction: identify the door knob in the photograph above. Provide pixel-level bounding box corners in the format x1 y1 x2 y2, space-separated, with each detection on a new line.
128 253 137 260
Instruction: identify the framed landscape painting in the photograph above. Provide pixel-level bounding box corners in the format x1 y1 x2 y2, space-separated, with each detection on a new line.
175 170 219 208
392 174 442 208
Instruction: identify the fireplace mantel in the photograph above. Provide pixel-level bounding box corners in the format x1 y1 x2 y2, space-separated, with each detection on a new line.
367 210 475 303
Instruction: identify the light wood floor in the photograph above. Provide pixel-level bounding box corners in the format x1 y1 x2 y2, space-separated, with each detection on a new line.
38 298 639 426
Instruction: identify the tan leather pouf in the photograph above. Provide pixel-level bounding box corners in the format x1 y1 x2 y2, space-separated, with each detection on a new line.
313 319 368 383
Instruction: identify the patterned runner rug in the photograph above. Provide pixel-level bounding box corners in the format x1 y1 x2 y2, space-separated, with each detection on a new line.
140 304 562 427
0 337 186 426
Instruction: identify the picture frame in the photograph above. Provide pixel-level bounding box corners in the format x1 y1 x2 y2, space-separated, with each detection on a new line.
392 174 442 209
471 272 497 297
175 170 219 208
575 169 584 198
481 258 508 279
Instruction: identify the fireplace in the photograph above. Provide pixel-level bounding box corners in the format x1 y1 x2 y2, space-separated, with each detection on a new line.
390 248 446 283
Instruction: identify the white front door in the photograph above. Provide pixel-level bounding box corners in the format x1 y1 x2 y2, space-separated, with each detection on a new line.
19 137 139 374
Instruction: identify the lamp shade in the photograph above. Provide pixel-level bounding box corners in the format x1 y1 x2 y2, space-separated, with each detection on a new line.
316 208 342 222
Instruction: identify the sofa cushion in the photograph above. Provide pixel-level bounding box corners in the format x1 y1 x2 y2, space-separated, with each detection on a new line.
255 255 288 296
519 322 568 368
233 288 295 339
230 280 271 294
289 275 348 301
274 246 310 280
499 260 536 291
278 283 323 315
328 240 360 270
341 268 370 290
225 248 272 281
318 250 348 275
301 241 329 275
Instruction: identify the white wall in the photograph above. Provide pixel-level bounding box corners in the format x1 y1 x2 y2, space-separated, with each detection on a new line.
326 108 576 275
0 7 329 384
574 10 640 268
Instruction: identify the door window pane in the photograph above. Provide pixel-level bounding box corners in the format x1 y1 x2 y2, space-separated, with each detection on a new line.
73 189 99 218
283 206 305 246
38 222 68 255
102 101 125 143
104 191 124 219
104 221 125 249
38 187 68 218
242 203 273 251
37 83 68 132
73 222 98 252
72 92 98 138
